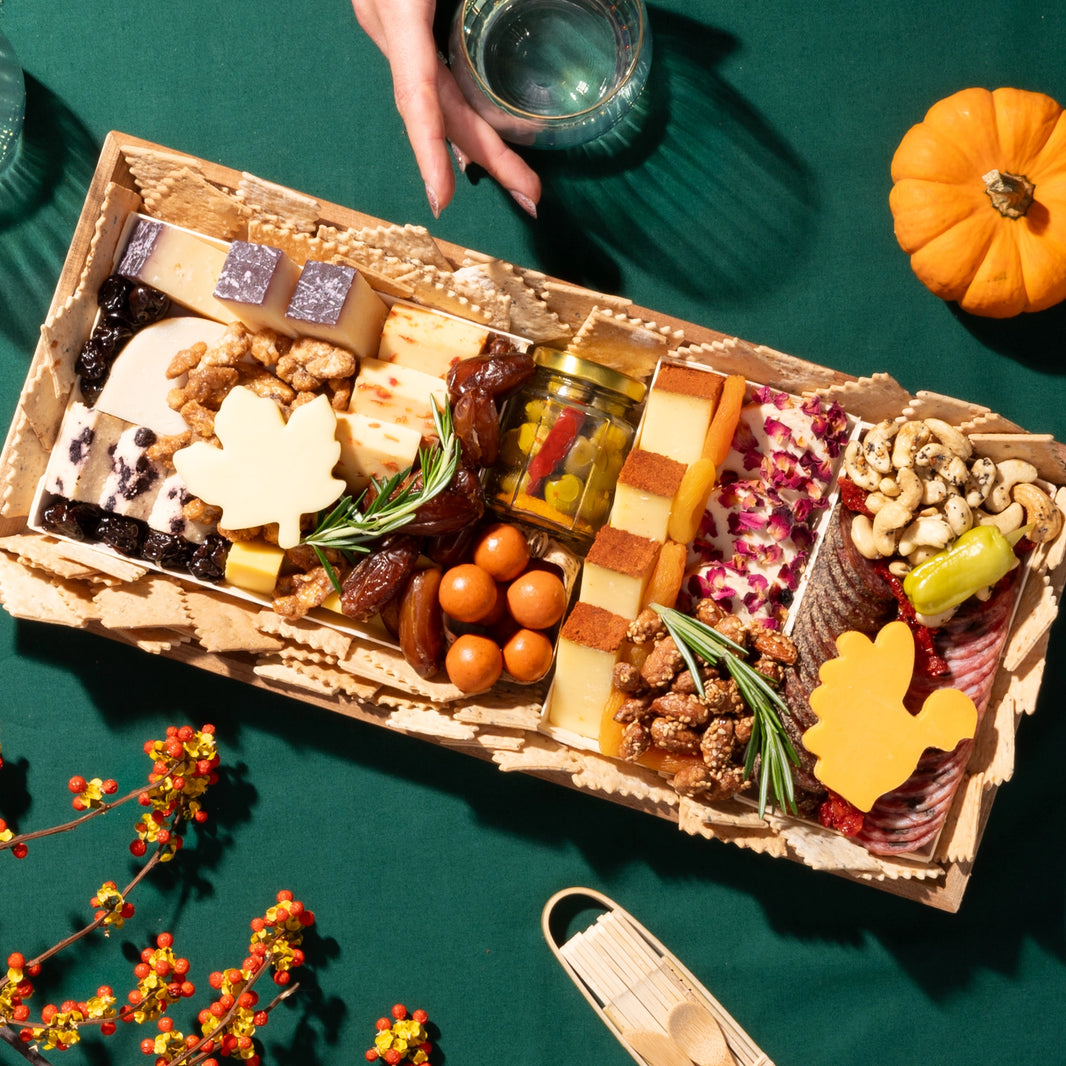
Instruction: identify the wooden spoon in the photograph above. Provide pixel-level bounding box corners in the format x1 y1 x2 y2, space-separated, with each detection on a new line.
666 1001 736 1066
624 1028 697 1066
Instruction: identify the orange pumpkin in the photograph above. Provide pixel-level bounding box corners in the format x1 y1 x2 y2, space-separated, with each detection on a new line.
889 87 1066 318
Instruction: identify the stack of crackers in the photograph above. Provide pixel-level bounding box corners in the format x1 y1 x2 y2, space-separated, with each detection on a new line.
1 133 1063 910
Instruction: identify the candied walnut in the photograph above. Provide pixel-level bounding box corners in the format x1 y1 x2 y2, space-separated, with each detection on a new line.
200 324 251 367
217 525 262 542
611 661 647 695
178 400 217 439
290 390 321 410
278 337 357 389
613 696 653 724
182 364 241 407
239 365 297 406
145 430 192 467
639 635 685 688
702 677 745 717
752 628 798 665
627 607 666 645
694 597 727 627
649 717 701 754
714 613 749 647
650 691 710 728
247 327 291 368
618 720 652 761
167 342 208 378
273 566 334 620
183 497 222 525
328 377 353 411
700 716 737 771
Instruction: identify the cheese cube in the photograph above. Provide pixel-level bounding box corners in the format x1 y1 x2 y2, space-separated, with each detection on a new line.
95 316 230 436
334 411 422 493
377 303 489 378
117 218 238 324
547 602 630 739
349 357 448 440
610 449 686 542
284 261 387 357
638 364 724 465
224 539 287 595
214 241 302 335
579 525 661 621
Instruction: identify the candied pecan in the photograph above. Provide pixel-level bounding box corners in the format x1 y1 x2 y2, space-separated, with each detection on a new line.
639 635 685 688
217 525 262 542
273 566 334 619
618 720 652 761
183 497 222 525
694 597 727 627
613 696 653 723
714 613 749 647
700 716 736 771
650 691 710 728
611 661 647 695
627 608 666 645
752 628 798 665
702 677 745 717
734 715 754 746
649 717 701 755
167 342 208 378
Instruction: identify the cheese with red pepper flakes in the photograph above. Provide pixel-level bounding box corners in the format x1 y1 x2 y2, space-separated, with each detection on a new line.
377 302 489 378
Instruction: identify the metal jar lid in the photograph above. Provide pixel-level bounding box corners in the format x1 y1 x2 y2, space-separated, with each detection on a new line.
532 346 647 404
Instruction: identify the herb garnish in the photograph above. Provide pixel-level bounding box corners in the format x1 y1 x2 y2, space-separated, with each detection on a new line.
301 402 460 594
651 604 799 817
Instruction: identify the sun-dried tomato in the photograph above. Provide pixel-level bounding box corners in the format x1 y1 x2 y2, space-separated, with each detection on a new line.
819 790 864 836
838 477 872 517
875 563 950 678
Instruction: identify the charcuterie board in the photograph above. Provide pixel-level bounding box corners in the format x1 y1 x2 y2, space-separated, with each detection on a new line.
1 132 1063 911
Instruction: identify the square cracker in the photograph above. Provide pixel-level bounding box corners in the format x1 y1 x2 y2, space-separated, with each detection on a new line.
141 167 246 241
568 307 677 380
184 588 285 654
237 172 321 233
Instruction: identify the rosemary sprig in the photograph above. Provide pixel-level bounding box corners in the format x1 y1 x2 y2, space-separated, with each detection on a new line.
301 401 460 593
651 604 800 817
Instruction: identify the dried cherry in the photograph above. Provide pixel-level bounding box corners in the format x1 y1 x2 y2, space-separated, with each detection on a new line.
97 274 135 320
339 534 420 621
97 514 146 557
40 497 103 541
188 534 230 582
141 531 192 571
126 283 170 326
452 386 499 468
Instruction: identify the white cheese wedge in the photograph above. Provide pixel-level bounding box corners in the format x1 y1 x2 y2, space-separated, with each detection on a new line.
547 602 630 739
284 261 387 357
94 316 229 436
214 241 302 336
43 403 126 503
377 302 489 378
117 218 238 324
348 357 448 440
333 411 422 493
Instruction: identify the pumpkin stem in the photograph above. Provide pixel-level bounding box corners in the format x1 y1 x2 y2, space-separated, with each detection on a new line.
982 169 1035 219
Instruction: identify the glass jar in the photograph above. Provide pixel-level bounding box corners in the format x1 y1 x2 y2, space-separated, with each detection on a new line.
486 347 645 545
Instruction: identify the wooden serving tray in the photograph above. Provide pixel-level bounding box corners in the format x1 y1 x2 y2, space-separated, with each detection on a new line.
1 132 1063 912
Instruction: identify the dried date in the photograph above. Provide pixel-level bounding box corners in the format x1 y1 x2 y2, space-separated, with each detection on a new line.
403 464 485 536
452 386 500 468
446 350 535 402
339 534 420 621
398 567 446 679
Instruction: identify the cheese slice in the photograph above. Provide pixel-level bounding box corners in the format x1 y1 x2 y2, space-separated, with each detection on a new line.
638 364 723 465
377 302 489 378
547 602 630 739
43 403 126 503
148 473 212 544
349 357 448 440
117 217 238 324
98 425 167 520
333 411 422 493
214 241 302 335
95 316 229 435
284 260 387 357
578 525 661 621
609 449 686 543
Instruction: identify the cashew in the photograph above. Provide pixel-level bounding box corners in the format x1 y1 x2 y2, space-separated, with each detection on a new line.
987 458 1038 513
919 472 949 506
1012 482 1064 543
878 476 900 497
943 493 974 537
863 421 898 475
898 514 954 557
872 500 912 557
924 417 973 460
890 420 932 469
849 513 880 560
895 466 924 511
888 559 912 578
906 544 942 568
864 491 891 514
914 443 970 490
844 439 881 491
976 502 1025 535
965 456 997 508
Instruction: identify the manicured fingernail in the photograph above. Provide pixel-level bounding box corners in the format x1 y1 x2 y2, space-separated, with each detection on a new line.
449 141 469 174
509 190 538 218
425 182 441 219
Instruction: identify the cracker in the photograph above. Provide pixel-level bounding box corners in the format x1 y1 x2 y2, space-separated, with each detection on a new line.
969 433 1066 485
678 802 790 857
569 751 679 809
405 265 495 323
110 625 190 655
0 552 93 627
338 643 468 702
539 278 631 333
0 414 50 517
387 705 479 742
452 699 544 731
816 371 916 425
328 253 417 300
16 349 68 456
351 222 453 271
491 733 584 775
247 219 333 266
11 536 149 584
121 144 203 188
255 610 353 659
94 575 191 630
933 772 985 864
142 167 246 241
236 172 320 233
568 307 676 380
452 259 568 339
254 654 378 699
183 588 285 654
902 390 995 428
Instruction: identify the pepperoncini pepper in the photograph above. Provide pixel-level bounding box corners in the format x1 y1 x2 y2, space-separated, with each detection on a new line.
902 524 1027 617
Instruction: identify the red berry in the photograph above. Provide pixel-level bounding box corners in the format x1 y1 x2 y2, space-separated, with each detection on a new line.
253 1010 269 1027
134 963 151 980
238 991 258 1009
384 1051 402 1066
156 932 173 949
7 952 25 970
97 985 113 998
130 839 147 857
173 957 189 974
165 738 183 759
154 960 171 977
121 903 136 919
273 971 291 986
391 1004 407 1020
375 1017 391 1031
177 726 195 742
202 723 215 734
101 1022 116 1036
365 1052 379 1063
276 889 294 902
12 843 27 859
180 981 195 997
102 779 118 794
158 1016 174 1033
12 1005 29 1022
72 797 87 812
412 1009 429 1024
140 1037 155 1054
128 990 143 1006
68 775 87 793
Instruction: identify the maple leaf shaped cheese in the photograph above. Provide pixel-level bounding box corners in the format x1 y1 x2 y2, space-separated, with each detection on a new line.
803 620 977 812
173 386 344 550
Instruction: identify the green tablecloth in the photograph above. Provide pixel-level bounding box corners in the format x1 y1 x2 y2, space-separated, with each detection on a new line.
1 2 1064 1063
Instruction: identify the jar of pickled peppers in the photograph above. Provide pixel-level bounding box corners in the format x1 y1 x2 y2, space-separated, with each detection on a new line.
486 347 646 545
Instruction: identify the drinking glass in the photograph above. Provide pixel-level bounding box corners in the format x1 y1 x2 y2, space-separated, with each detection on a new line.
0 27 25 174
448 0 652 150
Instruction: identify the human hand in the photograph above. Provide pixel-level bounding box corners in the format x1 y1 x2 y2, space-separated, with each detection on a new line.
352 0 541 218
